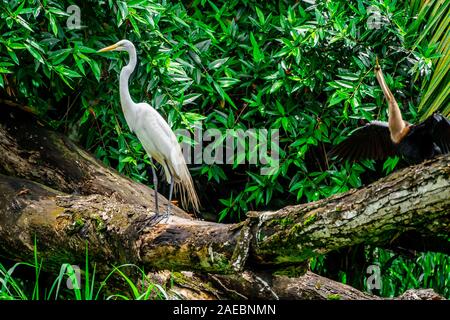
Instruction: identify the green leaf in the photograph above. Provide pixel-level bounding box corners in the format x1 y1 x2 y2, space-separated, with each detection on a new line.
55 65 82 78
249 32 263 63
0 67 12 74
48 7 69 16
49 49 71 65
116 1 129 26
213 81 236 109
7 48 19 65
15 16 33 31
255 6 265 25
74 55 86 75
48 13 58 36
120 156 136 163
270 80 283 93
217 77 239 88
26 45 45 64
87 59 101 82
329 91 349 107
128 14 141 37
182 94 202 105
208 58 229 69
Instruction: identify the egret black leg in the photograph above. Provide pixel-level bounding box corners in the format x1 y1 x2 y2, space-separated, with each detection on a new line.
136 158 162 232
160 162 174 223
149 158 159 215
136 160 174 231
167 173 174 216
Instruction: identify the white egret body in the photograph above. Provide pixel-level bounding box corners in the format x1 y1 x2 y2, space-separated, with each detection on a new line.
98 40 200 217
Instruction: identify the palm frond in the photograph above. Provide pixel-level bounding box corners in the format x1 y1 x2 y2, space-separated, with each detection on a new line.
409 0 450 119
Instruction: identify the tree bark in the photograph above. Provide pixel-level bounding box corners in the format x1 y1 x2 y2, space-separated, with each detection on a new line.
250 155 450 265
145 270 444 300
0 105 448 299
1 142 448 273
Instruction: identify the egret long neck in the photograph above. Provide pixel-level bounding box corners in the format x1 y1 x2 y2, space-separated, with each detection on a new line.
375 67 405 143
119 47 137 130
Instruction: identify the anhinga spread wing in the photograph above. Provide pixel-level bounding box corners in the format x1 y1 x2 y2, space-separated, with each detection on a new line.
329 121 397 161
329 59 450 164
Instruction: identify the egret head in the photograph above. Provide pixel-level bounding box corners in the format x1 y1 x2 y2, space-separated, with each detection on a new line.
98 39 134 53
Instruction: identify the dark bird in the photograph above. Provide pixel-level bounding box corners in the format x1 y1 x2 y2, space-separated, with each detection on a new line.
329 60 450 164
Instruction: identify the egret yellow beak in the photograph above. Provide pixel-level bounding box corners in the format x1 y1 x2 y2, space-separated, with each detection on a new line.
97 43 120 53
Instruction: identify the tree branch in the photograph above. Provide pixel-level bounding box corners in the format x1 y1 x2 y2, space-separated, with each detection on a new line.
0 155 448 274
250 155 450 265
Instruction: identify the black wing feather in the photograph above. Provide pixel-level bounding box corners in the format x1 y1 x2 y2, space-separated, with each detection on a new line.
429 114 450 154
329 121 397 162
413 113 450 154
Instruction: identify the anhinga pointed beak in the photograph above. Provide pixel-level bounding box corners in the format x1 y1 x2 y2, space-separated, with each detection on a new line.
374 59 391 99
375 56 380 71
97 44 120 53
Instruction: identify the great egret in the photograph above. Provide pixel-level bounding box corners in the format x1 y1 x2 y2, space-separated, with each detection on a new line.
329 59 450 164
98 39 200 221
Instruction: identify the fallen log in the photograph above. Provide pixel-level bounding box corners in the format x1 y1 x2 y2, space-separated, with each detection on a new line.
1 105 448 300
250 155 450 265
0 154 448 274
146 270 444 300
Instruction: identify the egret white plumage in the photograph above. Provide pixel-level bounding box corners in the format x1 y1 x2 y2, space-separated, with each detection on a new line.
98 39 200 221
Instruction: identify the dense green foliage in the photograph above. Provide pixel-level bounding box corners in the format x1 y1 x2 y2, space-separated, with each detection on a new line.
0 0 448 299
371 249 450 297
311 247 450 298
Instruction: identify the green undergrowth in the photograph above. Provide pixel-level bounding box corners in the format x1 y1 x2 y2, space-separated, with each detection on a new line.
0 244 167 300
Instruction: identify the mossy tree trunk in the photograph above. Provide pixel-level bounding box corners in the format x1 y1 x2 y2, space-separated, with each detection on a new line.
0 105 448 300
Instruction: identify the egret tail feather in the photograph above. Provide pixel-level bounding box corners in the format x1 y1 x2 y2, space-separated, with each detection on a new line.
174 163 200 214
